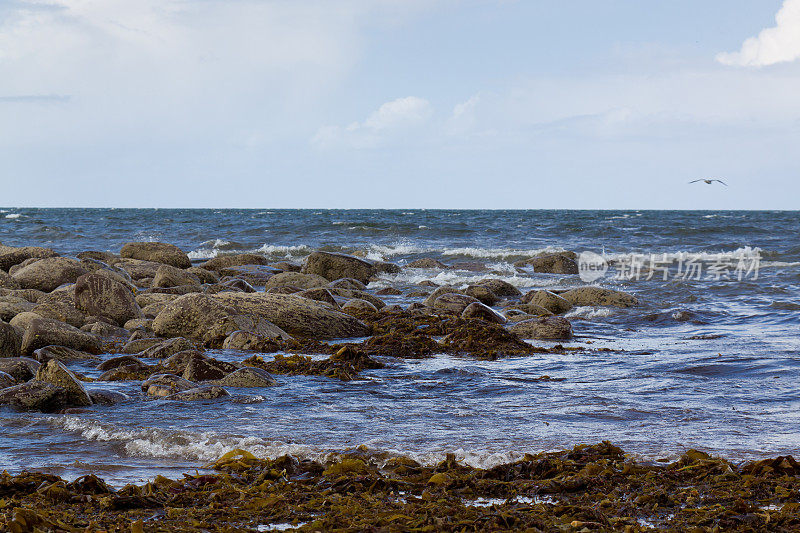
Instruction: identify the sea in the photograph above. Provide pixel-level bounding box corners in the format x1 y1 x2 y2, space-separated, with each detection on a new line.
1 208 799 486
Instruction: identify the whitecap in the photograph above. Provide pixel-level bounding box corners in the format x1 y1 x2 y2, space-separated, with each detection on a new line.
5 213 22 219
565 306 614 319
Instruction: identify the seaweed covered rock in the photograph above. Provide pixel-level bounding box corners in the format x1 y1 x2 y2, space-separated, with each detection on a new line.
214 367 278 388
440 319 536 357
11 257 88 293
138 337 196 359
120 242 191 269
509 316 573 340
303 251 377 285
0 381 68 412
20 317 102 355
244 346 383 381
0 370 15 388
34 359 92 407
432 292 479 314
560 286 638 307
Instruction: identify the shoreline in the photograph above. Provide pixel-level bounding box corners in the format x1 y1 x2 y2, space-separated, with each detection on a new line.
2 442 799 532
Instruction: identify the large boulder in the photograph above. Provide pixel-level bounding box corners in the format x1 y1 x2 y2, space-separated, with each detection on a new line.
222 329 291 351
432 293 479 314
142 374 195 398
20 317 102 355
0 245 58 271
516 252 579 274
303 252 376 285
464 285 500 306
167 386 229 401
215 367 277 388
263 272 329 290
74 273 143 326
117 259 164 281
138 337 195 359
0 382 68 412
423 286 463 307
1 320 22 357
152 293 292 346
33 346 101 364
560 287 638 308
461 302 507 324
509 316 573 340
11 257 88 292
476 279 522 298
0 370 15 388
152 264 201 288
407 258 448 269
213 292 370 339
0 270 20 290
31 302 85 328
200 254 271 271
35 359 92 407
0 297 36 322
120 242 191 269
0 357 40 381
521 290 573 314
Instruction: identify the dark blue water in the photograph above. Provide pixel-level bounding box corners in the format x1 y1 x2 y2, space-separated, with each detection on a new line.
1 208 799 485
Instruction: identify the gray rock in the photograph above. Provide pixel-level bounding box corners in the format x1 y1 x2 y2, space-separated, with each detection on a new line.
200 254 271 271
328 278 368 290
120 242 191 269
509 316 574 340
217 265 280 286
432 293 480 314
181 356 229 382
298 288 339 307
117 258 168 281
326 288 385 310
407 258 448 269
0 381 68 412
0 357 40 381
303 251 376 285
503 303 553 316
559 286 638 308
215 367 277 388
186 266 219 284
461 302 507 324
11 257 88 292
1 320 23 357
82 321 129 338
521 290 573 314
464 285 499 306
341 298 378 314
423 286 463 307
476 279 522 298
89 389 130 405
152 264 201 288
222 329 291 351
166 385 229 401
515 252 579 274
33 345 101 364
138 337 196 359
0 370 15 388
263 272 329 290
35 359 92 406
21 317 102 355
142 373 195 397
74 273 144 325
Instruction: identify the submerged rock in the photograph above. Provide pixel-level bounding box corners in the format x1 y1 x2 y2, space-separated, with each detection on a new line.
138 337 196 359
521 290 573 314
516 252 579 274
142 374 195 397
214 367 278 388
33 346 100 364
167 385 229 401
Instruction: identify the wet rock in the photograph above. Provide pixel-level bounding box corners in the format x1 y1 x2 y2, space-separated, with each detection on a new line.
328 278 368 290
152 264 201 289
433 293 480 314
0 298 36 322
160 350 237 376
264 285 302 295
97 365 154 381
167 385 229 401
263 272 329 290
0 288 45 303
186 267 219 284
244 345 382 381
10 257 87 293
152 293 292 346
476 279 522 298
217 265 280 286
200 254 271 271
120 242 191 269
509 316 574 340
504 303 553 316
407 258 448 269
298 288 339 307
560 286 638 307
33 346 100 364
372 261 402 276
30 302 85 328
142 374 195 397
375 287 402 296
342 298 378 314
0 244 58 271
441 319 535 357
303 251 376 285
464 285 499 306
515 252 579 274
21 317 102 355
214 367 277 388
140 302 166 318
0 357 40 381
122 337 165 354
269 261 302 272
0 381 68 412
138 337 196 359
35 359 92 406
96 355 149 372
0 370 15 388
135 292 179 308
89 389 130 405
327 288 385 310
37 284 78 307
461 302 507 324
124 318 153 331
76 250 119 263
82 321 129 338
182 356 229 382
423 286 463 307
213 292 371 339
117 258 168 281
1 320 23 357
222 329 291 351
521 290 573 314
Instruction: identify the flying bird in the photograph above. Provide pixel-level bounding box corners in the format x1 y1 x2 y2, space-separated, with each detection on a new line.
689 178 728 186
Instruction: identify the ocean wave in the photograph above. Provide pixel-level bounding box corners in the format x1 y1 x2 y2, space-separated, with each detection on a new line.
255 244 314 257
441 246 565 259
5 213 22 219
602 246 763 263
369 269 559 290
565 306 615 319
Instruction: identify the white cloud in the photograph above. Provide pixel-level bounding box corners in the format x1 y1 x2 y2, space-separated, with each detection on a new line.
312 96 432 149
717 0 800 67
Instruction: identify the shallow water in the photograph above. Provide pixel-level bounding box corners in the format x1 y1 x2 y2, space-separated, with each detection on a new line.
1 209 799 485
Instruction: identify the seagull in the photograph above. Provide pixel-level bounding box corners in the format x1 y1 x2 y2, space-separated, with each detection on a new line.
689 178 728 186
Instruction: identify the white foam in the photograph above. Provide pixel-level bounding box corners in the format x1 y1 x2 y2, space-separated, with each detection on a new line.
368 270 558 290
441 246 565 259
255 244 313 257
5 213 22 219
603 246 762 263
565 306 614 319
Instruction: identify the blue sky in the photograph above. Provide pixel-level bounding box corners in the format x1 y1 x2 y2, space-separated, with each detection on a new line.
1 0 798 209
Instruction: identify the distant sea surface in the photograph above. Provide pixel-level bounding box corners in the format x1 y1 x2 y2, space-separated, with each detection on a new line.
1 208 799 485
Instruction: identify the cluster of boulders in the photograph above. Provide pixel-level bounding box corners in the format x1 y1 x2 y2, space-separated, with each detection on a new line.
1 241 638 412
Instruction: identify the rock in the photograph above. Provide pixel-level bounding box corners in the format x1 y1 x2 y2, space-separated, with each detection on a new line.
0 270 20 289
214 367 277 388
298 288 339 307
504 303 553 316
407 258 448 269
509 316 574 340
11 257 88 293
200 254 271 271
120 242 191 269
82 321 129 338
160 350 237 375
35 359 92 406
117 259 165 281
342 298 378 314
76 251 119 263
78 261 137 291
217 265 280 286
21 317 102 355
33 346 100 364
222 329 291 351
269 261 302 272
464 285 499 306
138 337 196 359
217 279 256 293
263 272 329 290
302 252 376 285
141 302 167 318
1 320 23 357
372 261 402 276
461 302 507 324
135 292 179 308
31 302 85 328
0 357 40 381
182 356 229 382
142 374 195 397
37 284 79 308
326 288 385 310
8 258 41 275
521 290 573 314
166 385 229 401
560 286 638 307
0 382 68 412
152 293 292 346
0 245 58 271
152 264 201 288
0 288 45 303
8 311 41 331
515 252 579 274
146 284 203 295
0 298 36 322
0 370 15 388
423 287 463 307
476 279 522 298
375 287 402 296
264 285 302 295
186 267 219 284
96 355 149 372
432 293 480 314
213 292 370 339
121 337 164 354
89 390 130 405
124 318 153 331
328 278 368 290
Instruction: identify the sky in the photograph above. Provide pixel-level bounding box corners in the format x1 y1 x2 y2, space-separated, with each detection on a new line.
1 0 799 209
